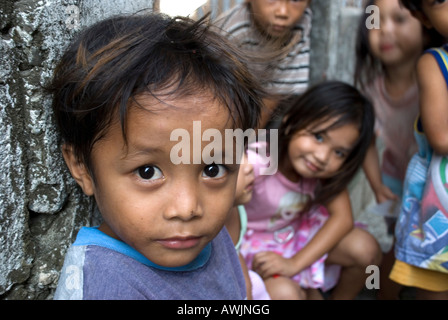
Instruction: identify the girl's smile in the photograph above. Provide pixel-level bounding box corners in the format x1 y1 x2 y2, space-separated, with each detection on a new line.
282 117 360 181
304 158 322 173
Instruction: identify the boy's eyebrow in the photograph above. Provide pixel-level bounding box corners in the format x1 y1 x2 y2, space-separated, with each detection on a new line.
121 146 164 159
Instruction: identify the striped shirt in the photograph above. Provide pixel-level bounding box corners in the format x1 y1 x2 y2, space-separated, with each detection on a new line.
215 3 312 96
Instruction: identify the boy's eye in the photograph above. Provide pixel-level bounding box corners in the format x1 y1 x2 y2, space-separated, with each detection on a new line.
202 164 227 179
137 165 163 180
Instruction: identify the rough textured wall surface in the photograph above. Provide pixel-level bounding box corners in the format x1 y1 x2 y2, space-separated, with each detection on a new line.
0 0 153 300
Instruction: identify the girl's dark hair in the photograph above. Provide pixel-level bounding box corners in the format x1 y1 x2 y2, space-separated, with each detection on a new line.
279 81 374 208
48 13 265 172
354 0 379 90
399 0 422 12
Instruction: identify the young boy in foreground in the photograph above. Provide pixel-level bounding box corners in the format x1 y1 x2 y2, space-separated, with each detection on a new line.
50 13 264 300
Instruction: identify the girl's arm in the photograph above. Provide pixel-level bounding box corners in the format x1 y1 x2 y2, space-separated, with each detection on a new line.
253 189 354 278
418 53 448 155
289 188 354 274
363 140 397 203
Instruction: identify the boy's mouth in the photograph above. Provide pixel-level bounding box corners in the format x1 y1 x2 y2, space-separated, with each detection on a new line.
271 24 288 33
157 236 202 250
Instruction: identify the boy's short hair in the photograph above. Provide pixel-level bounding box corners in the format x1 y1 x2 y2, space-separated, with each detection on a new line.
49 13 264 172
400 0 422 12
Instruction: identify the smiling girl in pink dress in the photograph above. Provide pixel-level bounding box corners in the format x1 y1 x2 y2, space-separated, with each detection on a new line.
241 81 382 299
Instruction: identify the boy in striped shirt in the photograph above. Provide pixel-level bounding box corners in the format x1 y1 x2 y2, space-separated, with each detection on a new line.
215 0 312 128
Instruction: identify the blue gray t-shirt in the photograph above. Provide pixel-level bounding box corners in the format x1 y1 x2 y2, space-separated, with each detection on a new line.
54 227 246 300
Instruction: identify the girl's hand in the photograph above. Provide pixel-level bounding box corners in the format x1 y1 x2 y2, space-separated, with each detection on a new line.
374 184 397 203
252 251 298 279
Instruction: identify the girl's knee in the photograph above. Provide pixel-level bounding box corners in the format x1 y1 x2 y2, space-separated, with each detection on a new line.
264 276 305 300
351 228 382 267
328 228 382 268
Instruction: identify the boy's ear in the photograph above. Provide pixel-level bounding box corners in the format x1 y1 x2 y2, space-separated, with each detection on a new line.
62 144 95 196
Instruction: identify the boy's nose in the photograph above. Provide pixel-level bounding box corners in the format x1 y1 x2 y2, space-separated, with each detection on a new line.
274 1 289 17
164 184 203 221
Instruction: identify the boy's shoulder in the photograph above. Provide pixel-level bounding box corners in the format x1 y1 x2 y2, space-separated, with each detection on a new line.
215 2 251 35
53 227 158 299
54 227 246 300
53 244 152 299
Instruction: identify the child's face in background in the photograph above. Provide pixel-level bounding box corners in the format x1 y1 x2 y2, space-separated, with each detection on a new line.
234 152 255 206
248 0 309 38
283 117 360 181
420 0 448 38
79 93 240 268
368 0 423 67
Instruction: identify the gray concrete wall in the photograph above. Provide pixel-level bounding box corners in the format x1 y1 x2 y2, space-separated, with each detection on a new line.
0 0 154 300
310 0 364 85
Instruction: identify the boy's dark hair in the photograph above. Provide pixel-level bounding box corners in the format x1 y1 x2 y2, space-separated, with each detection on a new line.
49 13 265 173
279 81 374 209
